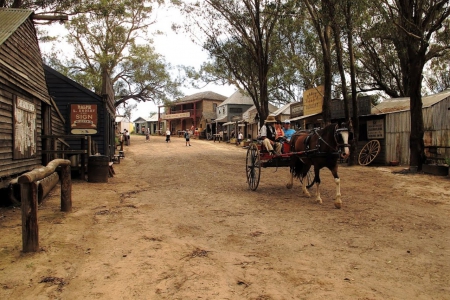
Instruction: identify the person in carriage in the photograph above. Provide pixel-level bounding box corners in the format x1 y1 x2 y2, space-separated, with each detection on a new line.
259 115 282 155
282 120 296 142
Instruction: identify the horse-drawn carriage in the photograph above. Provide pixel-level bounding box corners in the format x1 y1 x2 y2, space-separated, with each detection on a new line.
245 123 352 209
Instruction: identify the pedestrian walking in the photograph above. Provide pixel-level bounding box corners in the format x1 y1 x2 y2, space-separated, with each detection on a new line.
237 131 243 145
145 127 150 142
184 130 191 146
165 129 171 142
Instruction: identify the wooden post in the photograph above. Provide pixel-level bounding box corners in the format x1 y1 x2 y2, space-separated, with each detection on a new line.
88 135 92 156
21 182 39 253
18 159 72 252
81 137 86 180
60 164 72 212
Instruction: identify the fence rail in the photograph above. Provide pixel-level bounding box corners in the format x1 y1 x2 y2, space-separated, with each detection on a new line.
18 159 72 253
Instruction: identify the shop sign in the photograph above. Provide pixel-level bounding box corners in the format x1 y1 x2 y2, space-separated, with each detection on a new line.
303 85 324 116
164 112 190 119
70 104 98 134
367 119 384 139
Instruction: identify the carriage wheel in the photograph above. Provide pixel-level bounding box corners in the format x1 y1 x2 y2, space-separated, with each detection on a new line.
299 167 315 189
246 143 261 191
358 140 381 166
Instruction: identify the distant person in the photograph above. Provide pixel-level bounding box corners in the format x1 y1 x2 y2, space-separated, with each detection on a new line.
126 129 130 145
190 124 195 135
145 127 150 142
237 131 243 145
123 129 130 146
184 130 191 146
165 129 171 143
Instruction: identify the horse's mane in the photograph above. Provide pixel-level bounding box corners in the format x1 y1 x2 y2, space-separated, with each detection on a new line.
319 123 338 136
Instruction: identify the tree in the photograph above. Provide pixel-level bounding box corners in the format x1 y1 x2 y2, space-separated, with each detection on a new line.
179 0 288 124
370 0 450 170
271 3 324 103
425 53 450 93
0 0 80 20
45 0 182 109
302 0 335 124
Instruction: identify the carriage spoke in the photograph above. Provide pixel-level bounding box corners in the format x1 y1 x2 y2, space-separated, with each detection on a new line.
246 144 261 190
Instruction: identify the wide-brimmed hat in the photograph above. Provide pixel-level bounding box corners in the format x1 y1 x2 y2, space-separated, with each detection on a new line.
283 120 290 124
265 115 277 123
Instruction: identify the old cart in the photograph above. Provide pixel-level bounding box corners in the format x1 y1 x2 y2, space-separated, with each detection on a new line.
245 140 315 191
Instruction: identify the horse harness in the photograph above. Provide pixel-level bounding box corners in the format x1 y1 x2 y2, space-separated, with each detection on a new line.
292 124 350 157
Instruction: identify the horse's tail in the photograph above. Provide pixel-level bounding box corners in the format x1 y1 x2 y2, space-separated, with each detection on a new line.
290 156 305 179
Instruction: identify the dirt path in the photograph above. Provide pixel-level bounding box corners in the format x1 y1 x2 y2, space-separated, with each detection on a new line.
1 134 449 300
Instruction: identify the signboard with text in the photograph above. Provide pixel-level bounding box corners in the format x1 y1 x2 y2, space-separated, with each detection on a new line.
13 97 37 159
164 112 190 120
70 104 98 134
303 85 324 116
290 102 303 118
367 119 384 139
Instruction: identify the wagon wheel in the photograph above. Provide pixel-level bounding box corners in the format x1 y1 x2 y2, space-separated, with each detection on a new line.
246 143 261 191
358 140 381 166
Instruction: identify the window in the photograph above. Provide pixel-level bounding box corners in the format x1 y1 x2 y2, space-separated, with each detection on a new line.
230 107 242 113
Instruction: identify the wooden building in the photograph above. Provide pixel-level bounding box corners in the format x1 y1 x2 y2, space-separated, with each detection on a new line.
159 91 227 138
0 8 66 189
359 90 450 166
216 91 253 141
133 114 159 135
242 103 278 140
44 65 116 159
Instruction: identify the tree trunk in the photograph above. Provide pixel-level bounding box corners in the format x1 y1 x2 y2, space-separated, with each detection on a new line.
322 23 333 125
408 59 426 171
347 0 358 167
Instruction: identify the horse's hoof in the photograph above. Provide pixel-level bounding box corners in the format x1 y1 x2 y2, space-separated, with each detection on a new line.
334 202 342 209
286 183 292 189
315 198 322 204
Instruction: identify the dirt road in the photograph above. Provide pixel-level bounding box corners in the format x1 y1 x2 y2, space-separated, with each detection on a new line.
1 134 449 300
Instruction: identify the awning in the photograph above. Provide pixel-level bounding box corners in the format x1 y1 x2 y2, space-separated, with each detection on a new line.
222 121 235 126
215 115 228 122
288 112 321 122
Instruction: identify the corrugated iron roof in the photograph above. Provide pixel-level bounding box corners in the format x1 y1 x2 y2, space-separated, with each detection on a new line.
175 91 228 103
372 89 450 114
0 8 34 46
219 90 254 106
272 103 292 116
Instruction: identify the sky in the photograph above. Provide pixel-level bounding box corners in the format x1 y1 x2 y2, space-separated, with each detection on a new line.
134 4 236 120
39 3 236 121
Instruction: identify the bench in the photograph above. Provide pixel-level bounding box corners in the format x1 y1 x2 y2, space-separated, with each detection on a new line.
113 154 120 164
425 146 449 165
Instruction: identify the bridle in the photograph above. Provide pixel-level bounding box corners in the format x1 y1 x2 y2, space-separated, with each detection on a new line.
315 124 351 152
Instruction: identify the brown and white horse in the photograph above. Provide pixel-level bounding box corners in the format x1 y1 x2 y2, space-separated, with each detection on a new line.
286 123 351 209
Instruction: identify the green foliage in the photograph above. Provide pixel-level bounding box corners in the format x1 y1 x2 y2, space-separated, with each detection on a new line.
44 0 181 109
178 0 292 121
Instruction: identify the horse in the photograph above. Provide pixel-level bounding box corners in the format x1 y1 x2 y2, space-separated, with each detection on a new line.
286 123 351 209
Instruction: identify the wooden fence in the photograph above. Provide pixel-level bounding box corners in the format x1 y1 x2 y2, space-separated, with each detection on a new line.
18 159 72 253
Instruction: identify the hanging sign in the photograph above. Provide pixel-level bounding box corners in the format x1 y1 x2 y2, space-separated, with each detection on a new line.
303 85 324 116
70 104 98 134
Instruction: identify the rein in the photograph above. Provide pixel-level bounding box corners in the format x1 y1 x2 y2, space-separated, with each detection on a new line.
313 125 350 152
